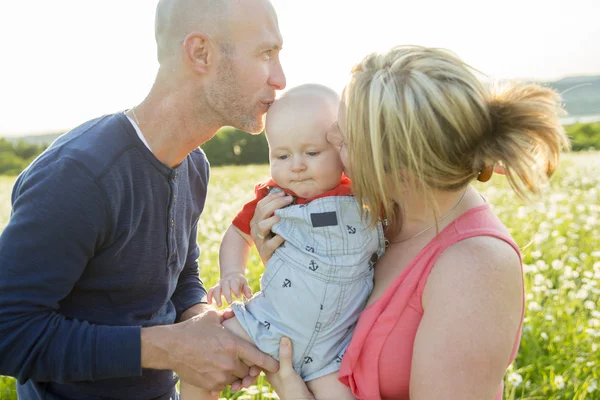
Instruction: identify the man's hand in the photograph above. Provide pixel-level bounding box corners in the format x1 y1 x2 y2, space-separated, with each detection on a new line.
207 273 253 307
250 191 293 265
141 307 278 393
179 302 211 322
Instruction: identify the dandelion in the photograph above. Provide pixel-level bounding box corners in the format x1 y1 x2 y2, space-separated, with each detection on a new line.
530 250 542 259
576 288 589 300
540 332 548 340
585 329 600 337
528 302 542 312
552 260 564 270
585 301 596 310
535 260 549 271
508 372 523 387
554 375 565 389
588 380 598 393
534 274 545 286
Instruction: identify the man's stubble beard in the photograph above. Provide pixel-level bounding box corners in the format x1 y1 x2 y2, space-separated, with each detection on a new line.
207 55 264 134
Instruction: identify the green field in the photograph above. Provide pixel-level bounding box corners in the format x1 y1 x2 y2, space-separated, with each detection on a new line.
1 153 599 399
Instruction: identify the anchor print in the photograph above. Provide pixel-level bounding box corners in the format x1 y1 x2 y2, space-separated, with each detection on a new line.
304 356 313 364
282 278 292 288
309 260 319 271
264 321 271 330
346 225 357 234
305 245 315 253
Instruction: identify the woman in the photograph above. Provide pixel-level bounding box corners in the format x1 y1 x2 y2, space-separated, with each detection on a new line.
250 45 569 399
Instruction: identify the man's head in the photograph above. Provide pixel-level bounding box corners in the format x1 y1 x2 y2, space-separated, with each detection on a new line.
265 84 343 199
154 0 286 133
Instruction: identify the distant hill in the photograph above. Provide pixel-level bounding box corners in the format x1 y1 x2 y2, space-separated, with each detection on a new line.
4 132 63 146
2 75 599 145
544 75 600 118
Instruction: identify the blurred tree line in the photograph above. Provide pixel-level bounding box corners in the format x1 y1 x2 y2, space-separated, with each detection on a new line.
1 123 599 176
0 139 48 175
567 122 600 151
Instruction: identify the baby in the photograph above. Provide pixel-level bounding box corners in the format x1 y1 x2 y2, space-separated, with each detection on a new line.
182 84 385 399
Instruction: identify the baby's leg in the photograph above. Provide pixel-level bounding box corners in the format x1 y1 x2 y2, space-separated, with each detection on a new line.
306 371 356 400
180 317 254 400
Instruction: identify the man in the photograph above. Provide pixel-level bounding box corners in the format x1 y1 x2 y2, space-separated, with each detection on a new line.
0 0 285 398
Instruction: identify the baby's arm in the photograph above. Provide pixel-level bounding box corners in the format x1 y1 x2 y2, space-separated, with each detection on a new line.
207 225 254 307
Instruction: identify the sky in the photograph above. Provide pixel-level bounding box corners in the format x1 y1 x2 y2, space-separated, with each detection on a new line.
0 0 599 136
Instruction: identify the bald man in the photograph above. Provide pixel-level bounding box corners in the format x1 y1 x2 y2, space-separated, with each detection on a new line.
0 0 285 399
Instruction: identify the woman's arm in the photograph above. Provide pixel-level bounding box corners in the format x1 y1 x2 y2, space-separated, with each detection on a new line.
410 236 523 400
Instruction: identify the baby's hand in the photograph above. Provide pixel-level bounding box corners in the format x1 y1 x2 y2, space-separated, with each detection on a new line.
207 273 253 307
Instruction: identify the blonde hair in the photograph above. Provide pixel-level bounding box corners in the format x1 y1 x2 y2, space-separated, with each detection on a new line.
344 45 570 232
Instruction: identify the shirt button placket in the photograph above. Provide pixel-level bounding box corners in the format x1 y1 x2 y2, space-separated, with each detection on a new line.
168 170 178 265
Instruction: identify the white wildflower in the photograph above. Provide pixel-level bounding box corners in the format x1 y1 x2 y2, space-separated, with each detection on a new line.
507 372 523 387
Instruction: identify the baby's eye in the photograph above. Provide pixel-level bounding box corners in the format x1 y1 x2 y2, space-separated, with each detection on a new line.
277 154 288 160
306 151 320 157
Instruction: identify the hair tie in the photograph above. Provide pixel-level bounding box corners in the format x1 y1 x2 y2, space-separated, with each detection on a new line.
477 163 495 182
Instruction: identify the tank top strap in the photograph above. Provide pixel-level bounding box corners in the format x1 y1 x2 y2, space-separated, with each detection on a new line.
415 203 523 311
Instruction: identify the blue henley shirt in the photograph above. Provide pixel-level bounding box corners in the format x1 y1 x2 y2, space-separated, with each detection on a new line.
0 113 209 399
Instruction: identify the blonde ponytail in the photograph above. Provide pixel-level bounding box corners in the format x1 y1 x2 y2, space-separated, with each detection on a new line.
475 82 570 199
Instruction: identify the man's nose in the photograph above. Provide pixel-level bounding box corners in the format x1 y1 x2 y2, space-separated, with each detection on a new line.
269 60 286 91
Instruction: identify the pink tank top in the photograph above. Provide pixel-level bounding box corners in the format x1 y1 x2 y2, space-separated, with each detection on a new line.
338 204 524 400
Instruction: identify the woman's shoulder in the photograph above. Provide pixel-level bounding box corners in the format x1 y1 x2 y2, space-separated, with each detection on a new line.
424 235 523 311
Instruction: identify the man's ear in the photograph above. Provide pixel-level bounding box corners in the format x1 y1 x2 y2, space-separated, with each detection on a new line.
183 32 213 74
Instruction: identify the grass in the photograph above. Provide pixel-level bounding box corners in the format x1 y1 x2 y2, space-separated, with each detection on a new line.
0 152 599 399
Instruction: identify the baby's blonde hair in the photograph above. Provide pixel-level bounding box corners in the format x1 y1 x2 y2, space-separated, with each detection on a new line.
344 45 570 232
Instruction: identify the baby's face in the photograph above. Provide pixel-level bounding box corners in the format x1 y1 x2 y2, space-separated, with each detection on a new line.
266 104 343 199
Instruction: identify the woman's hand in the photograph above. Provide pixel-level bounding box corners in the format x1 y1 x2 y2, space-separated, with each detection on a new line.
266 337 315 400
250 191 293 265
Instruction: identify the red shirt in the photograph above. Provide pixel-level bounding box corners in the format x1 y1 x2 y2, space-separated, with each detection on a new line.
232 176 352 235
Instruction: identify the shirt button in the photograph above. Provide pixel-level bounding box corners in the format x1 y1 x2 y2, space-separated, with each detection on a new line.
171 219 175 228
